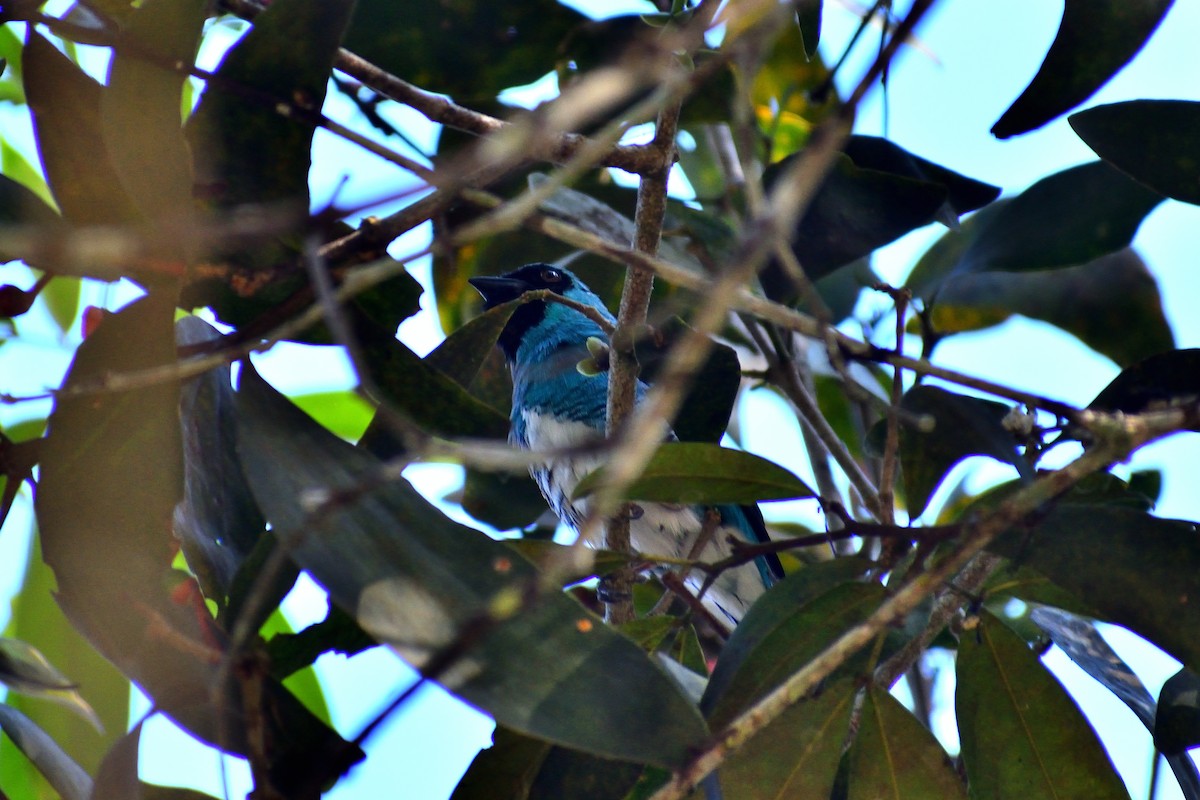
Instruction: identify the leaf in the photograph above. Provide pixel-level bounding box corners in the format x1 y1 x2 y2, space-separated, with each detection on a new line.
1087 348 1200 424
426 299 521 388
703 568 881 726
452 725 551 800
0 534 128 799
235 367 710 768
188 0 353 211
572 442 814 505
923 247 1174 367
460 468 549 531
174 316 266 599
1070 100 1200 205
39 276 82 336
289 389 376 442
343 0 585 102
718 677 858 800
884 385 1029 518
1155 668 1200 755
35 296 358 791
0 706 92 800
955 611 1130 799
847 686 967 800
0 637 100 730
796 0 821 57
987 505 1200 676
101 0 206 237
991 0 1174 138
23 32 140 226
90 722 142 800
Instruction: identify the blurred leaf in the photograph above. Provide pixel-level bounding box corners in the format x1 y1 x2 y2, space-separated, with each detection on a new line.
258 608 335 727
987 505 1200 675
526 746 644 800
1155 668 1200 754
797 0 821 57
236 367 710 767
703 565 879 726
460 469 548 531
36 296 357 791
188 0 352 211
24 32 141 227
719 677 857 800
343 0 584 102
0 637 100 730
637 317 742 444
453 725 551 800
1071 100 1200 205
0 706 91 800
992 0 1173 138
883 386 1028 518
39 276 82 336
0 535 127 799
924 247 1173 367
847 686 966 800
289 389 375 441
427 299 520 387
101 0 205 237
503 539 636 585
1 138 55 209
752 18 837 161
266 603 376 680
912 162 1163 285
174 317 265 599
572 442 814 505
91 722 141 800
1086 348 1200 426
956 611 1130 799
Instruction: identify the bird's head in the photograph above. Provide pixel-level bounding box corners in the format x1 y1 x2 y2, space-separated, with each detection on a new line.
469 264 615 363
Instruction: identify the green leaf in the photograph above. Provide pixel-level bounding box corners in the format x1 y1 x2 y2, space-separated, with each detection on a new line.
343 0 585 102
847 686 966 800
101 0 206 237
796 0 821 57
236 367 710 768
702 566 880 726
956 611 1130 799
1 138 56 210
35 296 358 791
991 0 1173 138
923 247 1174 368
884 386 1029 518
718 677 858 800
0 706 92 800
460 468 549 531
0 535 128 799
426 299 521 388
188 0 354 210
987 505 1200 674
0 637 100 730
289 389 376 442
453 725 551 800
23 32 141 227
572 442 814 505
916 162 1163 281
38 276 82 336
1154 668 1200 755
1070 100 1200 205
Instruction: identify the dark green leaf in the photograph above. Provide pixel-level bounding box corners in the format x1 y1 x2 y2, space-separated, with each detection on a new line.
572 442 814 505
1070 100 1200 205
343 0 585 102
797 0 821 57
101 0 206 235
886 386 1029 518
956 611 1130 799
174 317 265 599
24 32 141 227
991 0 1173 138
188 0 353 210
267 604 376 679
460 469 548 531
930 162 1163 279
718 677 857 800
1087 348 1200 425
427 299 521 387
452 725 551 800
0 172 59 226
987 505 1200 675
236 367 710 767
0 706 91 800
703 568 880 726
925 248 1173 367
1155 668 1200 754
637 317 742 444
527 746 644 800
847 686 966 800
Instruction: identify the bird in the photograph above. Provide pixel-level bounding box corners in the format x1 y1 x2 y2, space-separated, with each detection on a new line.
469 263 781 629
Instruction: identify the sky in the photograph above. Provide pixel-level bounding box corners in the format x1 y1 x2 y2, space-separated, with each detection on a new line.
2 0 1200 798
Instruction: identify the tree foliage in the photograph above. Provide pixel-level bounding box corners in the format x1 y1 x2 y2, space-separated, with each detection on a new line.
0 0 1197 798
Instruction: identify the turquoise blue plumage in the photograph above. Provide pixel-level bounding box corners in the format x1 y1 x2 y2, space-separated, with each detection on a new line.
470 264 780 628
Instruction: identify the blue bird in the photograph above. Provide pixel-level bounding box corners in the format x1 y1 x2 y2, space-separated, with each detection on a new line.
469 264 781 629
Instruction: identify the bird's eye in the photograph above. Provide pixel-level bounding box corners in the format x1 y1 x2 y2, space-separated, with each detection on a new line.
539 268 563 284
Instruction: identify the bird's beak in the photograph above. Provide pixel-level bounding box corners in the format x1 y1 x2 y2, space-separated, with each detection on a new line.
468 275 534 309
